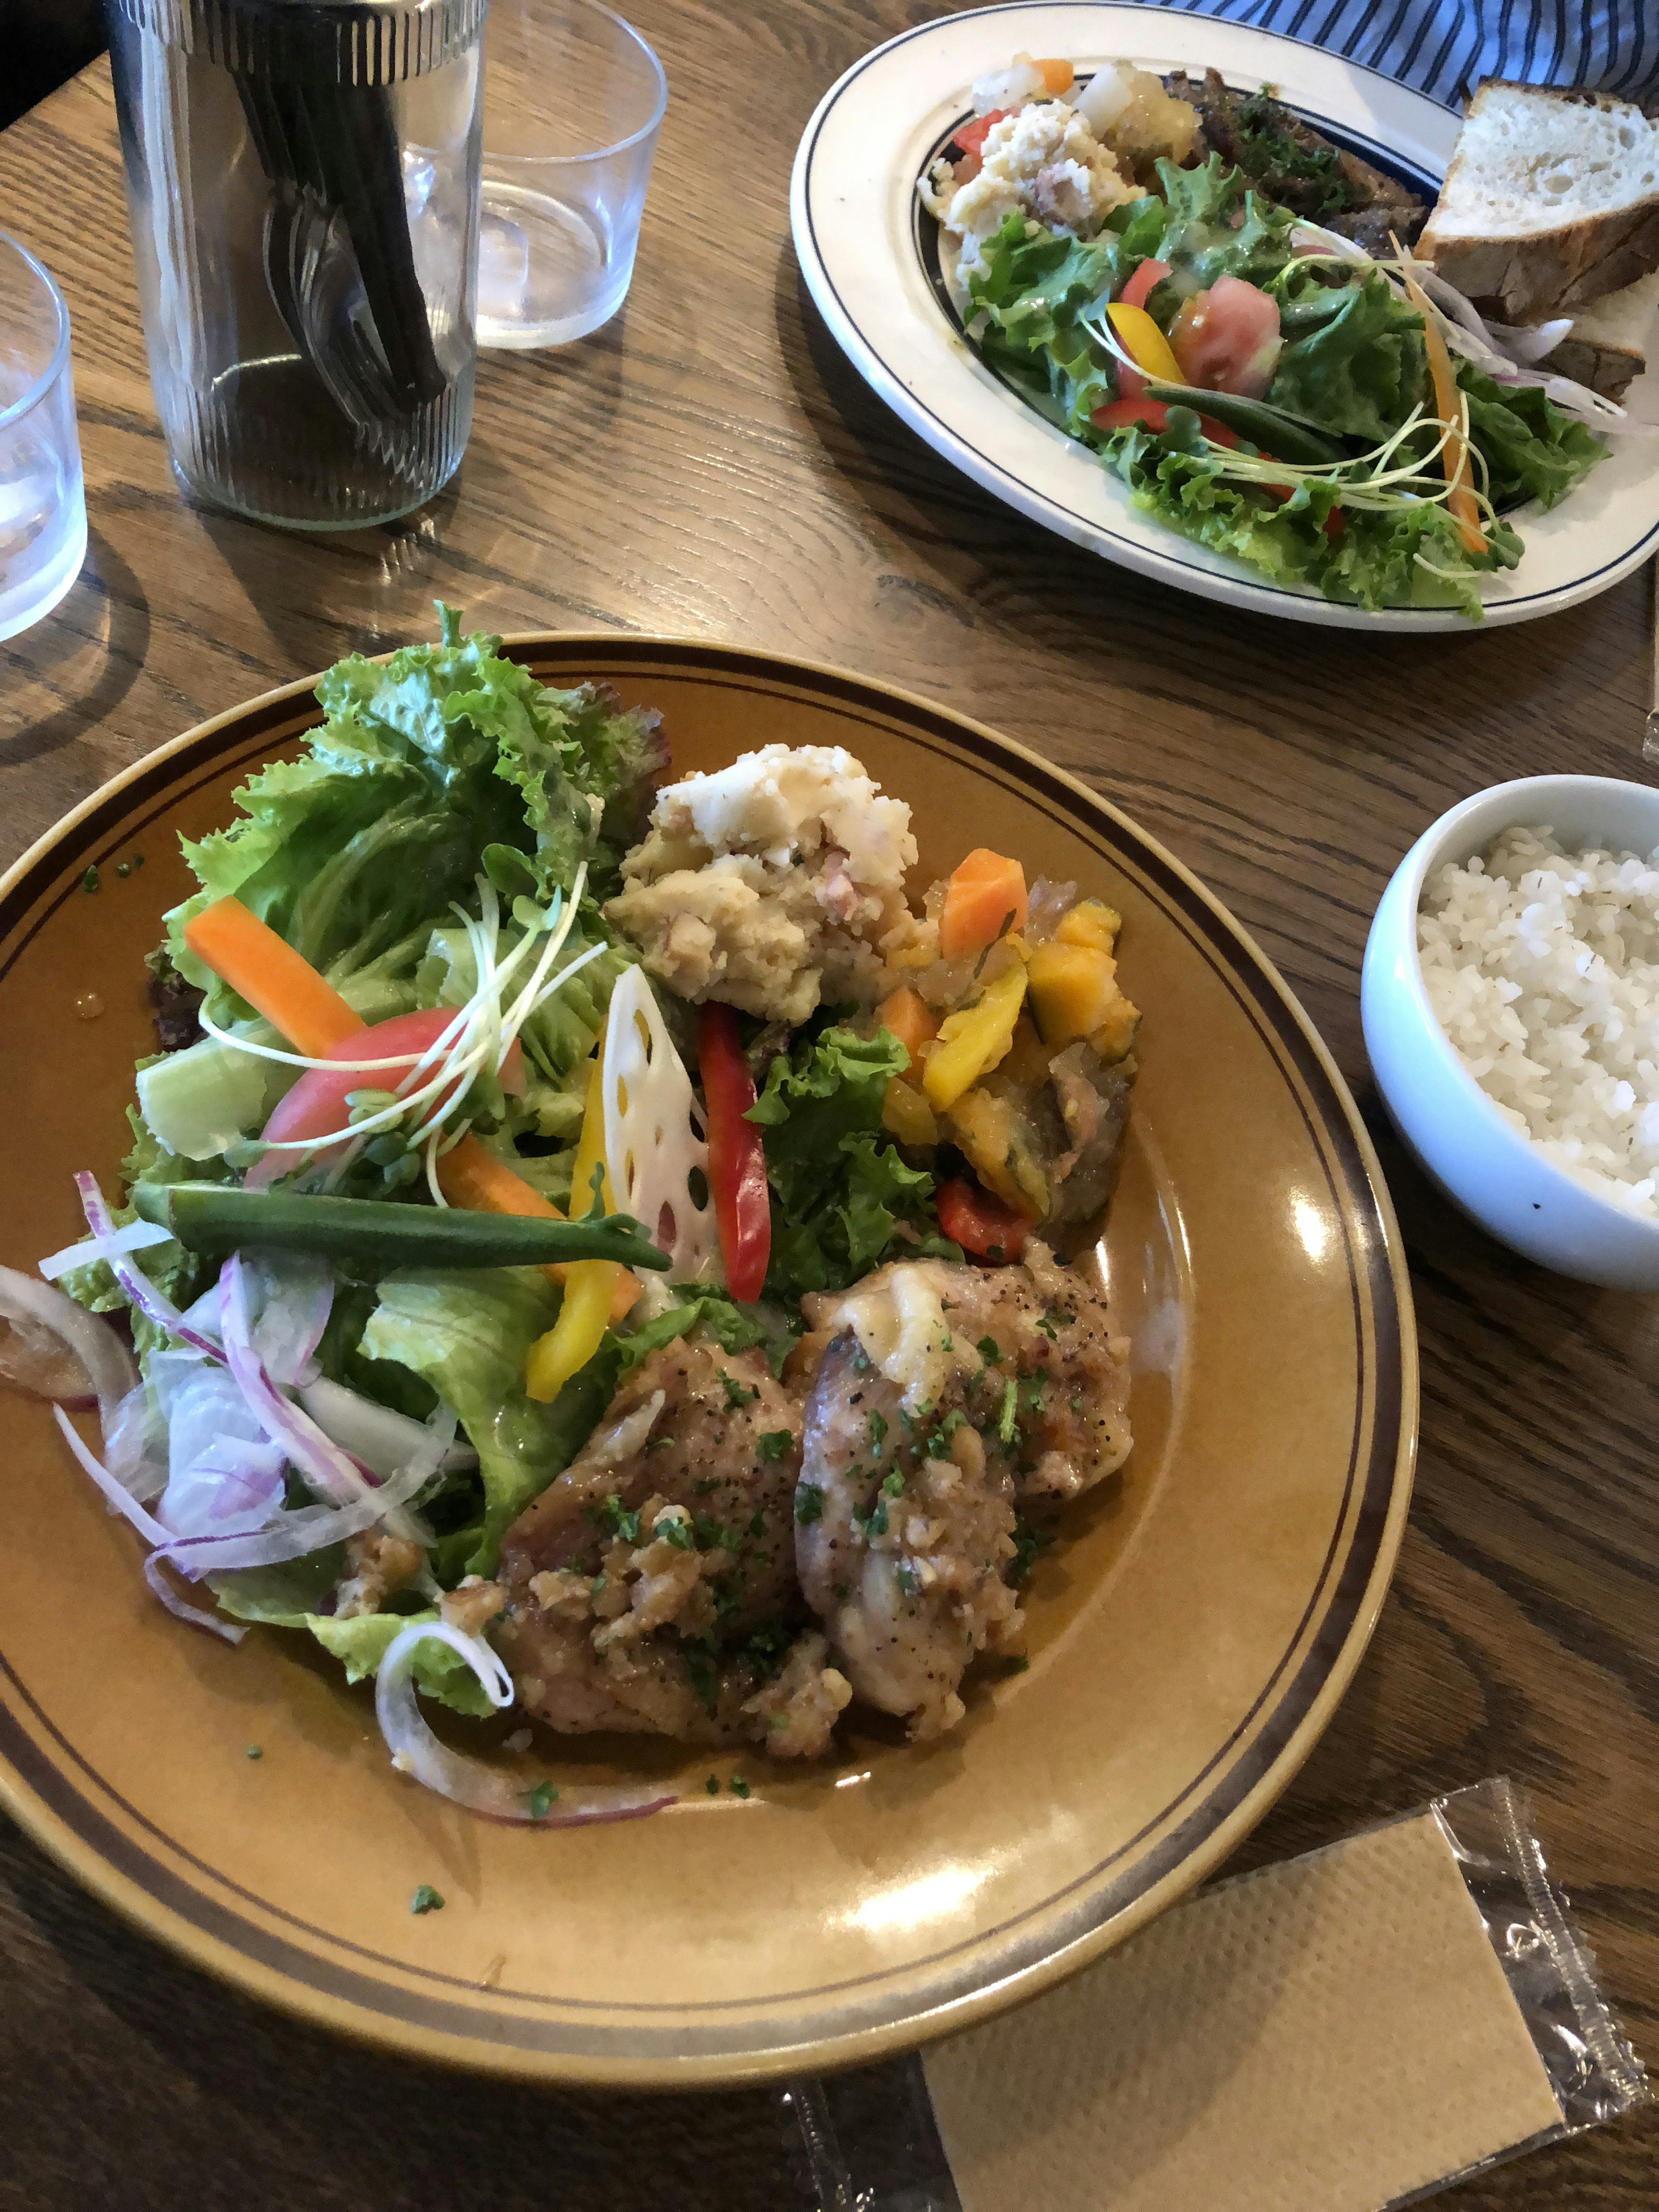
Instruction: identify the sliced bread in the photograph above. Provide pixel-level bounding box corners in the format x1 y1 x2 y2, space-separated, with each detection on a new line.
1419 80 1659 323
1541 267 1659 400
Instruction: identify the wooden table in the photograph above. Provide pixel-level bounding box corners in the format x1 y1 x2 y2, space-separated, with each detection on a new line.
3 10 1657 2205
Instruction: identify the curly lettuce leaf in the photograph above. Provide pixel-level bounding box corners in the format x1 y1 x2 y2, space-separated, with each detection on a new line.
1268 268 1427 444
167 605 662 1027
1105 419 1521 618
359 1265 563 1572
1459 363 1606 511
748 1025 953 1295
209 1554 495 1717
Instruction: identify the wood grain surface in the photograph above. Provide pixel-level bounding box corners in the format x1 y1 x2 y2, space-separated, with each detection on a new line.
2 8 1657 2205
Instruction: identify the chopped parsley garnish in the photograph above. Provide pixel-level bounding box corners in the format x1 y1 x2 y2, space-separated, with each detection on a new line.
881 1470 905 1499
1022 1374 1046 1411
834 1581 850 1602
245 1745 263 1761
1069 1393 1084 1414
410 1885 445 1914
998 1655 1030 1677
896 1563 919 1595
524 1780 559 1819
940 1332 953 1352
977 1335 1002 1365
748 1510 766 1537
729 1777 751 1800
998 1378 1019 1445
756 1430 792 1462
926 1408 967 1458
851 1343 872 1374
1035 1306 1073 1341
693 1514 743 1553
659 1514 695 1551
690 1476 721 1495
115 861 131 878
706 1774 721 1796
686 1649 718 1715
1010 1517 1052 1588
599 1494 641 1543
721 1372 758 1410
795 1484 825 1526
868 1409 888 1453
81 865 99 894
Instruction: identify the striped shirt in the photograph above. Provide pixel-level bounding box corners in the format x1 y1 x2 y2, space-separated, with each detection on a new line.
1151 1 1655 104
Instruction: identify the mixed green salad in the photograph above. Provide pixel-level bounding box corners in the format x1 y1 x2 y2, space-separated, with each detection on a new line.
934 118 1611 615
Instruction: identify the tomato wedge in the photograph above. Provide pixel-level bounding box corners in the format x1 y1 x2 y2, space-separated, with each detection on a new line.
936 1177 1030 1265
1091 397 1241 447
952 108 1012 158
698 1003 772 1302
247 1010 525 1189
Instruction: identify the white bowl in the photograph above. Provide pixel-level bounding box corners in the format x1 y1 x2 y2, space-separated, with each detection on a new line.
1362 775 1659 1291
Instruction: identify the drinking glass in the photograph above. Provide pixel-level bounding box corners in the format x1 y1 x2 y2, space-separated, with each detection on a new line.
478 0 667 348
0 233 86 640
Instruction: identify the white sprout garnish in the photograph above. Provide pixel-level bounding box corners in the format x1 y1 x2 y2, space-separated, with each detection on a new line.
204 864 608 1172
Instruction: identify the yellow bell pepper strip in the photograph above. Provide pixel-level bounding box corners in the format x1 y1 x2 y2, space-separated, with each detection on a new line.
1397 261 1487 556
1106 302 1185 389
922 963 1028 1112
524 1052 623 1403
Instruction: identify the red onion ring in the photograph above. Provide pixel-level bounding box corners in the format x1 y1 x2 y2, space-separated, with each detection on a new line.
219 1253 377 1508
73 1172 221 1361
144 1552 247 1643
1 1267 137 1428
375 1621 675 1828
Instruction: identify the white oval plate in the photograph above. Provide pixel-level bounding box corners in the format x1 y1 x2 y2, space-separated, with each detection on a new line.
790 0 1659 631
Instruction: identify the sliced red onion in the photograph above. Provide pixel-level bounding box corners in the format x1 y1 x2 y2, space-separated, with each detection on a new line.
52 1404 170 1545
156 1436 287 1541
375 1621 675 1828
245 1253 334 1388
153 1445 442 1576
298 1375 478 1479
73 1172 222 1360
220 1253 377 1510
38 1218 172 1281
0 1265 137 1427
144 1552 247 1644
104 1383 168 1503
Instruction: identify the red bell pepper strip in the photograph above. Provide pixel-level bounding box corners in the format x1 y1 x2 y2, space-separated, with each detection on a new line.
698 1003 771 1302
936 1177 1030 1265
1090 397 1242 447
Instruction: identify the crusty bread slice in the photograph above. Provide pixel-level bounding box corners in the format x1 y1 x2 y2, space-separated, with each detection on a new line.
1420 80 1659 323
1541 267 1659 400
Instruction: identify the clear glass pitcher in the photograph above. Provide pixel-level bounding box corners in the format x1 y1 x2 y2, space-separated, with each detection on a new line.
107 0 484 530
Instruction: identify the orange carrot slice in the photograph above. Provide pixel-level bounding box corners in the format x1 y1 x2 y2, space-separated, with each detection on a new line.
940 850 1029 960
182 897 362 1056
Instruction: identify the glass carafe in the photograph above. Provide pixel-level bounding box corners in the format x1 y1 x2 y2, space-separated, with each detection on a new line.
107 0 484 530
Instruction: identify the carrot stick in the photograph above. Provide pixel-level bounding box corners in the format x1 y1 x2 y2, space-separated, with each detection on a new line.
183 897 363 1055
1396 258 1487 557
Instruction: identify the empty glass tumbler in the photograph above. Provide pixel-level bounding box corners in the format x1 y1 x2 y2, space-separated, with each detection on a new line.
478 0 665 347
0 233 86 640
107 0 485 530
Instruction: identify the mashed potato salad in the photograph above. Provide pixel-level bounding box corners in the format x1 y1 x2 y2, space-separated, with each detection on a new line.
13 611 1140 1824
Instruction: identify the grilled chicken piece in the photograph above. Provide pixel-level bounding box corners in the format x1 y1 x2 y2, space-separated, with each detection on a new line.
494 1335 850 1757
794 1255 1132 1740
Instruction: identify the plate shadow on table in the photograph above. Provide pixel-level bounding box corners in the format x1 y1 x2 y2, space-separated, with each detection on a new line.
0 527 149 769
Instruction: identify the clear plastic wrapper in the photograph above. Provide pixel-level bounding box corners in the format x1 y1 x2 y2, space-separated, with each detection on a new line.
779 1776 1648 2212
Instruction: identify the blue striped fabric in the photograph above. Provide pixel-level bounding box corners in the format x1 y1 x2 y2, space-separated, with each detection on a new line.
1146 1 1656 104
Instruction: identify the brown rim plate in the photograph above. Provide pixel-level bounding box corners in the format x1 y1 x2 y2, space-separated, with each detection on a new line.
0 637 1417 2085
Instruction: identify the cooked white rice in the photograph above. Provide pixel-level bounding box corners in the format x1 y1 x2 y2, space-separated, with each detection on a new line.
1418 823 1659 1217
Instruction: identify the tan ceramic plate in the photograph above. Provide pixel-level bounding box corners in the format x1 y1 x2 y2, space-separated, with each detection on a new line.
0 639 1416 2086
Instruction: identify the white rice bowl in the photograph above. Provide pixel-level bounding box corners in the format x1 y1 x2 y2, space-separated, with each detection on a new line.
1418 824 1659 1218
